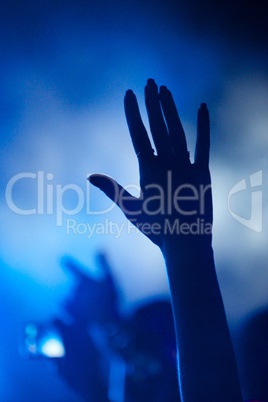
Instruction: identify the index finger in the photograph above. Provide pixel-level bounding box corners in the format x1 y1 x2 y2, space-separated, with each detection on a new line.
124 89 154 157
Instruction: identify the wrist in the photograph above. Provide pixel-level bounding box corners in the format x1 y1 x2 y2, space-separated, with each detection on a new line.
160 232 213 256
160 233 215 282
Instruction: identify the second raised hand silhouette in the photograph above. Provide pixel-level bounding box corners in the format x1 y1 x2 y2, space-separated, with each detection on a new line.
89 78 212 247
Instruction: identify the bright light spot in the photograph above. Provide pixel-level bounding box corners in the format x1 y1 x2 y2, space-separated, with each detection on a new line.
40 336 65 358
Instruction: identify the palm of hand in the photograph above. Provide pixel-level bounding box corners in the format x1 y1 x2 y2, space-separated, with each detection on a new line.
89 79 212 247
123 155 212 246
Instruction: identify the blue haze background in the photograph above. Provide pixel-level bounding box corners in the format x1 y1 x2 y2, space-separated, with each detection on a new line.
0 1 267 400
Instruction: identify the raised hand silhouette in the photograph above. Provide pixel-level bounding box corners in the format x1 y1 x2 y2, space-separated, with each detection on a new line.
89 79 212 248
89 79 243 402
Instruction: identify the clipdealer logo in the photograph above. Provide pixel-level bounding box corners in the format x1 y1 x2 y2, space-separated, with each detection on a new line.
5 169 263 233
227 170 263 232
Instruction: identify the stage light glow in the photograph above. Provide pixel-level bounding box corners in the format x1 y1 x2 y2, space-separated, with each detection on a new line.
40 335 65 358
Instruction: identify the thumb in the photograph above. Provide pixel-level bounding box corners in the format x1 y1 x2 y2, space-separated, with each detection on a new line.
88 174 135 214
